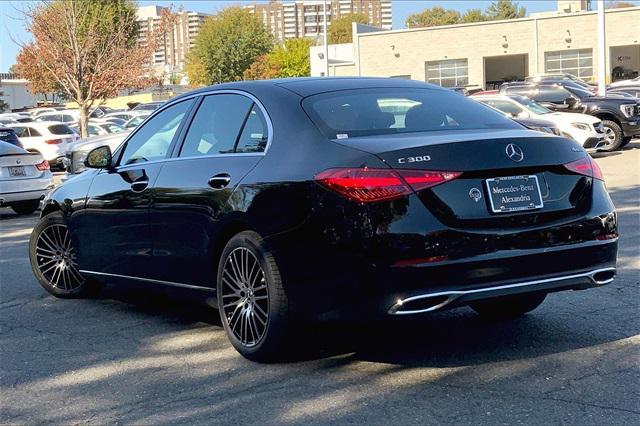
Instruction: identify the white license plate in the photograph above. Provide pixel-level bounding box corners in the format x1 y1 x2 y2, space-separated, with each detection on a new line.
8 166 26 177
485 175 544 213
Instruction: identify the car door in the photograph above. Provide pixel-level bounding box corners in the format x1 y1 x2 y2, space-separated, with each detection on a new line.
148 92 269 286
73 99 195 279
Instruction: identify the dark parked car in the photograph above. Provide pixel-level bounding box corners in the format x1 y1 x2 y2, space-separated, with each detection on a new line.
29 78 618 361
0 127 23 148
501 83 640 151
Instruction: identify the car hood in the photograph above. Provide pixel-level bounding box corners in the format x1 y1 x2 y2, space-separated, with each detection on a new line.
67 131 130 153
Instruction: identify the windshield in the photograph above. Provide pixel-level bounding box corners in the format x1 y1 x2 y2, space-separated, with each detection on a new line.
302 88 519 139
514 97 552 115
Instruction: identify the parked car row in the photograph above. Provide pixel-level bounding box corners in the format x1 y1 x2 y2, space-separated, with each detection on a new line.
461 74 639 152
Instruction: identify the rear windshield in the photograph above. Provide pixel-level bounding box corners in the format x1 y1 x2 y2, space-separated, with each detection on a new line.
48 124 74 135
302 88 519 139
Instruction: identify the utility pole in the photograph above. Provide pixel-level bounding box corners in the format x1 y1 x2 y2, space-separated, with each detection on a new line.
323 0 329 77
597 0 606 97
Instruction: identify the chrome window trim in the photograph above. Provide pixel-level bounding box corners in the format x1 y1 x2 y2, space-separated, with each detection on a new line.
115 89 273 169
79 270 215 292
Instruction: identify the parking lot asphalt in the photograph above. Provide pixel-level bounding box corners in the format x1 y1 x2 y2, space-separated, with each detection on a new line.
1 143 639 425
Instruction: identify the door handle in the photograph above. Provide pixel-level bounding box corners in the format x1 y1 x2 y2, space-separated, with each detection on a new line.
130 179 149 192
208 173 231 190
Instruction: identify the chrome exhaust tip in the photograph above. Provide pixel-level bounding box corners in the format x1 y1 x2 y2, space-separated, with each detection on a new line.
590 268 616 285
389 293 458 315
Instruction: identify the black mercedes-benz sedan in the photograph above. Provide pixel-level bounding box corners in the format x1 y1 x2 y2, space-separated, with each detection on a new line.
29 78 618 361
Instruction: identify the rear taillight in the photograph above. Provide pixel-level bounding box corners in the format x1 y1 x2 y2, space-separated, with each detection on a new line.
45 139 63 145
35 160 50 171
397 170 462 192
564 157 604 181
314 168 461 203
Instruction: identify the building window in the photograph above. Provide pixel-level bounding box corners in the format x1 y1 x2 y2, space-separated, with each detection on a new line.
426 59 468 87
544 49 593 79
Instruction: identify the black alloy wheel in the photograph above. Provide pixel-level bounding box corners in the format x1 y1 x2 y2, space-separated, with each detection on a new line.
217 231 293 362
29 212 98 297
220 246 270 347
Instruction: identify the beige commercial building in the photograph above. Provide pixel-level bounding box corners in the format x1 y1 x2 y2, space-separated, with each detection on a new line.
137 5 209 74
245 0 392 41
311 2 640 88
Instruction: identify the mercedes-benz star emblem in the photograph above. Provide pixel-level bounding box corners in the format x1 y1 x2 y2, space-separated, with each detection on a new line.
469 188 482 203
505 143 524 162
16 159 21 164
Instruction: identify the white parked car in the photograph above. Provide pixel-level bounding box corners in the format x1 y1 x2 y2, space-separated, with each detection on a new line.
472 94 605 151
609 76 640 88
0 141 54 215
30 107 58 118
8 122 78 170
35 110 80 125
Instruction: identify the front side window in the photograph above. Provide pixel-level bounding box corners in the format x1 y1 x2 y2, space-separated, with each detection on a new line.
303 88 519 139
545 49 593 80
179 94 253 158
119 99 193 166
426 59 468 88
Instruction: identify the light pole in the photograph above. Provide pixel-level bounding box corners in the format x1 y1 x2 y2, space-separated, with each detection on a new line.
597 0 606 97
323 0 329 77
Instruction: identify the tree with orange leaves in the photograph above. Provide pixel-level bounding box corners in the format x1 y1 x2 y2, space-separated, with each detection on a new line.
15 0 171 137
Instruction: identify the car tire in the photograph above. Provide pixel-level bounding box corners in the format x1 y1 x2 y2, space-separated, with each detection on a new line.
621 136 632 147
29 212 100 298
217 230 293 362
11 200 41 215
470 293 546 318
599 120 623 151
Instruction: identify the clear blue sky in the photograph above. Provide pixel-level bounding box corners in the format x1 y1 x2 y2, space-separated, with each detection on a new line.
1 0 638 72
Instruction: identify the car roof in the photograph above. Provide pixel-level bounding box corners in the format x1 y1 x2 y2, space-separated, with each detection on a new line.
171 77 447 101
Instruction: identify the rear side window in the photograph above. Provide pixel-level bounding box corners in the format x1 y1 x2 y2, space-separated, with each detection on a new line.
48 124 74 135
537 87 571 102
483 100 523 116
236 105 268 153
12 127 29 138
180 94 253 157
302 88 518 139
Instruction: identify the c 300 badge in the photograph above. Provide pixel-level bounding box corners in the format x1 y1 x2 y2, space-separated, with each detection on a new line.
469 187 482 203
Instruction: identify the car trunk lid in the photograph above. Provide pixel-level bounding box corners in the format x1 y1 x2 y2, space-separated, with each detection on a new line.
332 129 592 227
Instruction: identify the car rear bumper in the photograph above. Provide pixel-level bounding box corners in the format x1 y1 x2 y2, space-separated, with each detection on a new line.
0 176 54 205
388 266 616 315
0 188 50 205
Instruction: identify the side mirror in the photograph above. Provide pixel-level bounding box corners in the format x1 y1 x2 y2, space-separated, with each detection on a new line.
85 145 112 169
565 97 578 107
516 111 529 119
